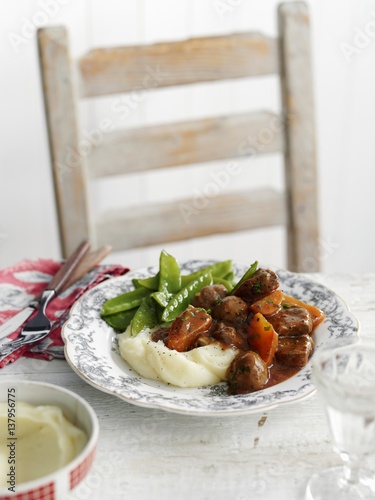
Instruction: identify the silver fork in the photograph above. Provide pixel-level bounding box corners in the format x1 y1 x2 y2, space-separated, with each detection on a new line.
0 290 55 361
0 240 91 362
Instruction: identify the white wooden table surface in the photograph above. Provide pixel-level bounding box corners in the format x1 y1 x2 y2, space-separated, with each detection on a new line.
3 273 375 500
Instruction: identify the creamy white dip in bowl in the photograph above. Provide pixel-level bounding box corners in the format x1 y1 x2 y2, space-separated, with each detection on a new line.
0 379 99 500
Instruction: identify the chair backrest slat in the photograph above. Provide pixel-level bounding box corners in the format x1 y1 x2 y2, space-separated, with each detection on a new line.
87 111 284 179
96 188 286 251
78 32 278 98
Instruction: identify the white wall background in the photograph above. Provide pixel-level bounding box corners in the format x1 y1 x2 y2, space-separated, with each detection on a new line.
1 0 375 273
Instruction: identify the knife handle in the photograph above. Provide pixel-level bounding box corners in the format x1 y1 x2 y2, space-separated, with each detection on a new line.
61 245 112 292
47 240 91 295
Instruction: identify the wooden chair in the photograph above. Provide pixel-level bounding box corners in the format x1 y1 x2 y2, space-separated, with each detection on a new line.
37 1 320 272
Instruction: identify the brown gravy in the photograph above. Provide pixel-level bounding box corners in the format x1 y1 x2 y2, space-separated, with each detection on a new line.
263 361 300 389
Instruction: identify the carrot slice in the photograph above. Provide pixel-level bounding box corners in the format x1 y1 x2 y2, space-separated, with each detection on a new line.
249 290 283 316
282 294 326 328
247 312 278 366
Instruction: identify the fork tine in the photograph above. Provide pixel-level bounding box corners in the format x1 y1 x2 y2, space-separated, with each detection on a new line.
0 340 24 356
0 331 50 356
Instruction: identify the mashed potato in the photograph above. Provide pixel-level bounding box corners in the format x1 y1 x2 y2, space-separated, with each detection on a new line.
0 402 87 487
118 327 238 388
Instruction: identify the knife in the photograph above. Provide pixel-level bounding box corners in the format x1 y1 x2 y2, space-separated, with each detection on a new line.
0 243 111 343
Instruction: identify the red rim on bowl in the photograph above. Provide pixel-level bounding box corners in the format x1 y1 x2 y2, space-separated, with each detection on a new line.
0 380 99 500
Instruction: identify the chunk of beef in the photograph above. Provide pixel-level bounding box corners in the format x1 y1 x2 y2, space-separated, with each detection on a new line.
211 296 248 324
166 306 212 352
213 322 247 350
234 269 279 302
151 326 170 343
226 351 269 394
276 334 314 367
267 306 313 337
192 284 228 310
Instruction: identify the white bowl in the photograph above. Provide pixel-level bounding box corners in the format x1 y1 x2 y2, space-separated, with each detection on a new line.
0 379 99 500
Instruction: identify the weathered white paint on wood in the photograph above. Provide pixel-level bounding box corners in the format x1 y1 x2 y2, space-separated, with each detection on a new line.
78 32 278 98
96 188 286 251
37 27 92 258
87 111 284 178
278 2 320 272
4 272 374 500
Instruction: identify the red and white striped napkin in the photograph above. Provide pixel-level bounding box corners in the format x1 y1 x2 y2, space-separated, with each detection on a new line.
0 258 129 368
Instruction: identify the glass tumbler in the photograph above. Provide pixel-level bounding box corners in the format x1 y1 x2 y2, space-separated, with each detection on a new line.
305 337 375 500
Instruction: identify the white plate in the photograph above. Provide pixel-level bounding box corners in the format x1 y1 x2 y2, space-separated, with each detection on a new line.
62 261 359 416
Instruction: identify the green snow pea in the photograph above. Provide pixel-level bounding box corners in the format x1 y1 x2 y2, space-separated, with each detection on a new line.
151 250 181 307
212 276 233 292
180 260 232 287
159 250 181 293
161 270 213 323
231 260 258 294
151 291 170 308
101 308 137 332
132 273 159 291
223 271 236 286
131 295 159 336
213 271 237 292
101 286 149 316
